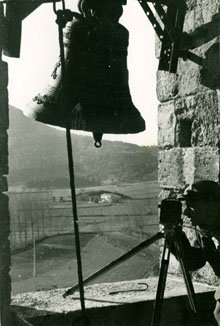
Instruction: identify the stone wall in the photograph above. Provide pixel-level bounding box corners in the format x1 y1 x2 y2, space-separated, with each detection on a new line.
157 0 220 285
0 5 12 326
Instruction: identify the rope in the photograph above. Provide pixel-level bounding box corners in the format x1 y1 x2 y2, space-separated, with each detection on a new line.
53 3 87 322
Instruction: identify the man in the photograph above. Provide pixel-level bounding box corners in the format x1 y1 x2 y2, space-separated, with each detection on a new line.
169 180 220 325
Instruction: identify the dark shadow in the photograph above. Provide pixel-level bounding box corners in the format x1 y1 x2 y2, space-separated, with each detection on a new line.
11 291 217 326
182 13 220 51
179 12 220 89
176 119 193 147
201 41 220 89
180 13 220 85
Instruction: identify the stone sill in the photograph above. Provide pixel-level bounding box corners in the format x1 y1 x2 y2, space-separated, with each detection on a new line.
11 276 217 326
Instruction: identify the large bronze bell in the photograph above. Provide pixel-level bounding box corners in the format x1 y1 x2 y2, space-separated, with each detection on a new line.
24 0 145 145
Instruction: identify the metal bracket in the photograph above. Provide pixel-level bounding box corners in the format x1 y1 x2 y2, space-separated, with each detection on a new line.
138 0 203 73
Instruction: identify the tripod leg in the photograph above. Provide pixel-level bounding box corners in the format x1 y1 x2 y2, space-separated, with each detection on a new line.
63 232 163 298
174 239 198 318
151 239 171 326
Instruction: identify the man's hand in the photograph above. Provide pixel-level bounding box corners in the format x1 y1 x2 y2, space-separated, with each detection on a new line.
163 224 177 239
163 224 182 241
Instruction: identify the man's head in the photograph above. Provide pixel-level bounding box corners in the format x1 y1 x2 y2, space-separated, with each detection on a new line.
182 180 220 230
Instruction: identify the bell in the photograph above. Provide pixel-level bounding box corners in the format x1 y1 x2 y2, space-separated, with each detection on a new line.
24 4 145 145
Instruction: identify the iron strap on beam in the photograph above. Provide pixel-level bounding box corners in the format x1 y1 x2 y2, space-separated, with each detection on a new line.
138 0 165 41
138 0 203 73
159 3 186 72
138 0 186 72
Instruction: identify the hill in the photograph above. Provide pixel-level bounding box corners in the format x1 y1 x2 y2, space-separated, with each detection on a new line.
8 106 158 188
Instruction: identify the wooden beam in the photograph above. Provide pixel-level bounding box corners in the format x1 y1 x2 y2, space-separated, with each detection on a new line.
3 0 60 58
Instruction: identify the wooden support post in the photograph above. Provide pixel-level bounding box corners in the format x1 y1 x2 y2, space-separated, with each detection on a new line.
0 4 12 326
4 1 42 57
3 0 60 58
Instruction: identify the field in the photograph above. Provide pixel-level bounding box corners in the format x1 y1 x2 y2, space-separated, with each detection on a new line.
9 180 160 294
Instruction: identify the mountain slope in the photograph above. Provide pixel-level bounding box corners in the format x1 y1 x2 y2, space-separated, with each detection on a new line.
8 106 158 188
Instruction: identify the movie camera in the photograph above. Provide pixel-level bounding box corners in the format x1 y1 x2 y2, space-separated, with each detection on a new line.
159 197 183 226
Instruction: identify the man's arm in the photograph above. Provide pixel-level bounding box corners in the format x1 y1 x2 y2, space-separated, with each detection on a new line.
170 231 207 271
169 230 220 276
200 236 220 277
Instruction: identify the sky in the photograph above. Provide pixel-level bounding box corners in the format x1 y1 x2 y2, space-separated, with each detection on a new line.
4 0 158 146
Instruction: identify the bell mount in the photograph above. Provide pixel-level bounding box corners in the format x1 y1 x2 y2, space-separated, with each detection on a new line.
138 0 203 73
2 0 203 72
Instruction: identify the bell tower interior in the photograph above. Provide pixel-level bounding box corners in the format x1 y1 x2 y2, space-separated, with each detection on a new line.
1 0 220 325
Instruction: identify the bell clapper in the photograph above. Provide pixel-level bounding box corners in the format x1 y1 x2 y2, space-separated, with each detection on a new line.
93 133 103 148
94 141 102 148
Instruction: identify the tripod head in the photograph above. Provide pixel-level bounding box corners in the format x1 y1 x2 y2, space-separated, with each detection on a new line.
159 198 183 241
159 198 182 226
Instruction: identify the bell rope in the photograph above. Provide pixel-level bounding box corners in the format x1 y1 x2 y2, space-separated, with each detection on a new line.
53 2 87 323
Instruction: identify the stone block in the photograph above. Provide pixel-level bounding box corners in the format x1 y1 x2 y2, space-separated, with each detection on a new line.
158 147 219 189
174 95 196 115
183 9 196 33
158 101 176 148
156 71 178 102
157 50 214 100
191 91 220 146
158 149 185 189
176 54 206 98
184 1 220 32
158 148 195 189
193 147 219 181
183 147 219 184
182 148 195 184
186 0 197 10
173 91 220 147
192 0 220 25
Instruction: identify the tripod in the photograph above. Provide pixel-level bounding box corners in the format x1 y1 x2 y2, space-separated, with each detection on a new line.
63 229 199 326
151 229 199 326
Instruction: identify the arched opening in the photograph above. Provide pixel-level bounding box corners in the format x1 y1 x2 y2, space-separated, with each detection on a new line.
4 0 159 298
